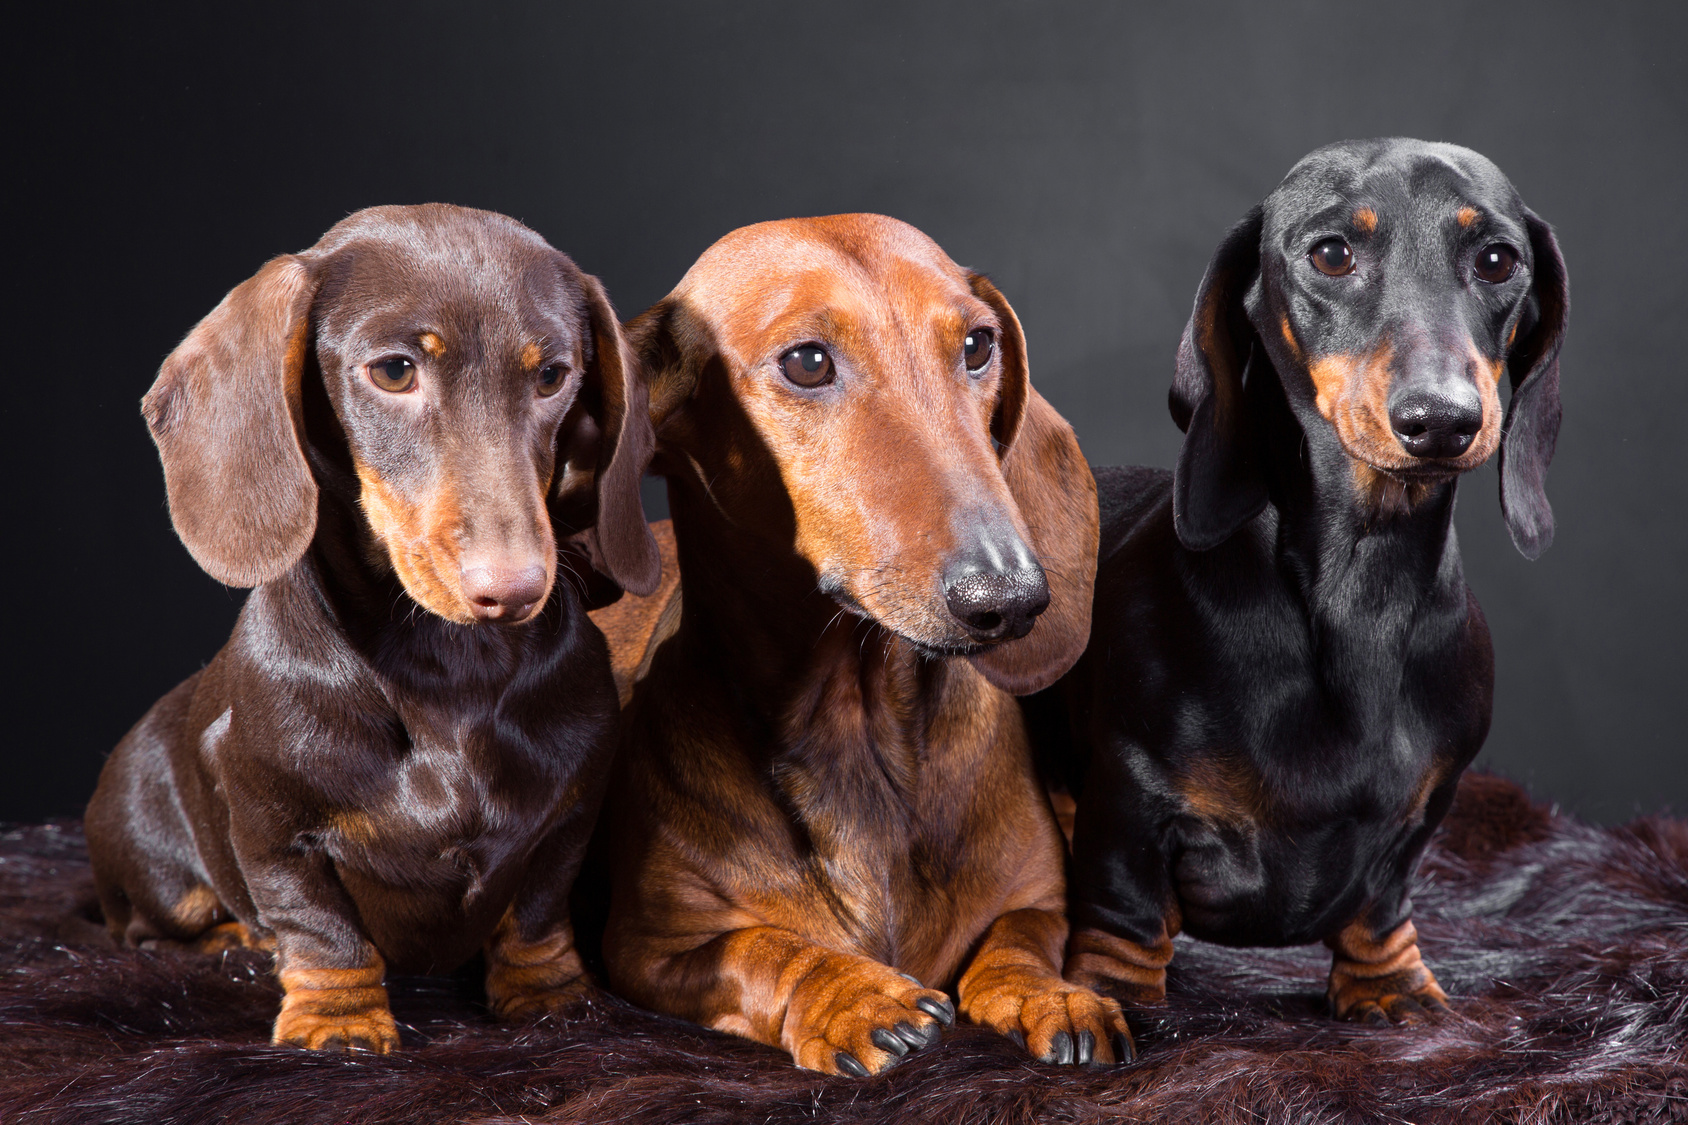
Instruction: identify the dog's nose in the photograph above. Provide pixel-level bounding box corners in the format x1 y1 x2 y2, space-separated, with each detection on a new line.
459 562 548 623
943 556 1050 643
1388 386 1483 459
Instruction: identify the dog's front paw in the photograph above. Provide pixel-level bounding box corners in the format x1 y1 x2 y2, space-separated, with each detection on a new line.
964 973 1134 1066
273 995 399 1053
485 966 595 1020
274 962 399 1053
1327 918 1450 1026
787 964 953 1076
1330 966 1450 1025
484 918 594 1021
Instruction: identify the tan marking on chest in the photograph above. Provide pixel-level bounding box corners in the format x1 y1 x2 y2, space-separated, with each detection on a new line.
1175 756 1266 826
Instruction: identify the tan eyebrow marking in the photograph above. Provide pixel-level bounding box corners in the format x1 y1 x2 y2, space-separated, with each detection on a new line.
520 342 544 369
1353 208 1378 233
419 332 445 358
1457 207 1480 228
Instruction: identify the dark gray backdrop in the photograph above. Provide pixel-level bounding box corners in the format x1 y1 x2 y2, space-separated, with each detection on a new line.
6 2 1683 823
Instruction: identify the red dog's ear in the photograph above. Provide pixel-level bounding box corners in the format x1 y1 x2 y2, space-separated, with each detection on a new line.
142 255 319 587
965 274 1099 696
553 268 662 598
970 274 1029 454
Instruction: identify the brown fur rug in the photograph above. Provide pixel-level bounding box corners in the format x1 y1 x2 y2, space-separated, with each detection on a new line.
1 774 1684 1125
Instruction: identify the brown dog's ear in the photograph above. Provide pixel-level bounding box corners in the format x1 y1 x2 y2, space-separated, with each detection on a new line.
967 389 1099 695
962 271 1098 695
1497 208 1568 560
1170 205 1270 552
968 273 1029 453
141 255 318 587
554 269 661 596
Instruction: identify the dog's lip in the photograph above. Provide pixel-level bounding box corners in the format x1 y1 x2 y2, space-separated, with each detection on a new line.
1345 442 1487 480
1365 461 1465 480
819 585 986 657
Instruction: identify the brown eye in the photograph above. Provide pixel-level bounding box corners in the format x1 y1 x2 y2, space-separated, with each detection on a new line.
779 344 834 388
1309 237 1355 277
964 328 994 373
1474 243 1519 284
537 364 567 396
368 357 416 393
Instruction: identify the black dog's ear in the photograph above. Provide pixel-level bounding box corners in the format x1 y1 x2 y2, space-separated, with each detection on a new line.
553 268 661 597
142 255 319 586
1171 206 1269 551
1497 208 1568 560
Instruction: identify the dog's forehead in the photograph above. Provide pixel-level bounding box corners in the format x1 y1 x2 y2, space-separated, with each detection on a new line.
1265 138 1522 236
675 214 980 358
311 204 581 337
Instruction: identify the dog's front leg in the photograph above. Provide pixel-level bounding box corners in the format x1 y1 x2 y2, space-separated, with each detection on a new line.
236 835 399 1054
624 925 955 1076
484 818 595 1020
1325 907 1449 1025
959 906 1134 1065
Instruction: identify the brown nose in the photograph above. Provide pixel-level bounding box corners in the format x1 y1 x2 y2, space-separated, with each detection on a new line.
459 563 548 623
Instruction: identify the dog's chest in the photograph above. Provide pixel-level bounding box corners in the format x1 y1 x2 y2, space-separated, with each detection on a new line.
768 670 1025 974
322 692 579 897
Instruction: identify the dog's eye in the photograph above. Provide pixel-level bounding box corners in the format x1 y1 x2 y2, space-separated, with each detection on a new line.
1473 244 1519 284
779 344 834 388
964 328 995 374
1309 238 1355 277
368 358 416 393
537 364 568 397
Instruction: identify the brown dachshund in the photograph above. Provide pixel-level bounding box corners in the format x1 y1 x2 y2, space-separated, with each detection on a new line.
85 204 659 1052
589 214 1131 1075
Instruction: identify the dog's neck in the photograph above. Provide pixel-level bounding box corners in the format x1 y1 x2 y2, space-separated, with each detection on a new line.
1237 363 1471 718
1248 358 1466 603
663 483 960 768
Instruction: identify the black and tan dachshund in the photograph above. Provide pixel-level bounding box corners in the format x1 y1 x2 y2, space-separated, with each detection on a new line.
86 204 659 1052
1031 139 1567 1050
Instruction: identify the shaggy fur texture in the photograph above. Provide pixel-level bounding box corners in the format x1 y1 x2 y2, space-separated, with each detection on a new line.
0 773 1683 1124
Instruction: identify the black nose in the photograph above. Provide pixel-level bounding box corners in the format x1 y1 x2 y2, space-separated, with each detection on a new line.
943 559 1050 643
1388 387 1483 459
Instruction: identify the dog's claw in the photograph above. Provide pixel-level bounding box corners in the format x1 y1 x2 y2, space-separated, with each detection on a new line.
870 1028 909 1057
1048 1029 1074 1065
835 1051 871 1078
1114 1031 1136 1065
1075 1029 1095 1066
916 995 955 1025
893 1020 934 1049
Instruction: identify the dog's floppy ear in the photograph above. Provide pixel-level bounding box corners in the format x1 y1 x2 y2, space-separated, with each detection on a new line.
554 268 661 597
142 255 318 587
1497 208 1568 560
965 274 1099 696
969 274 1028 453
1170 206 1269 552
